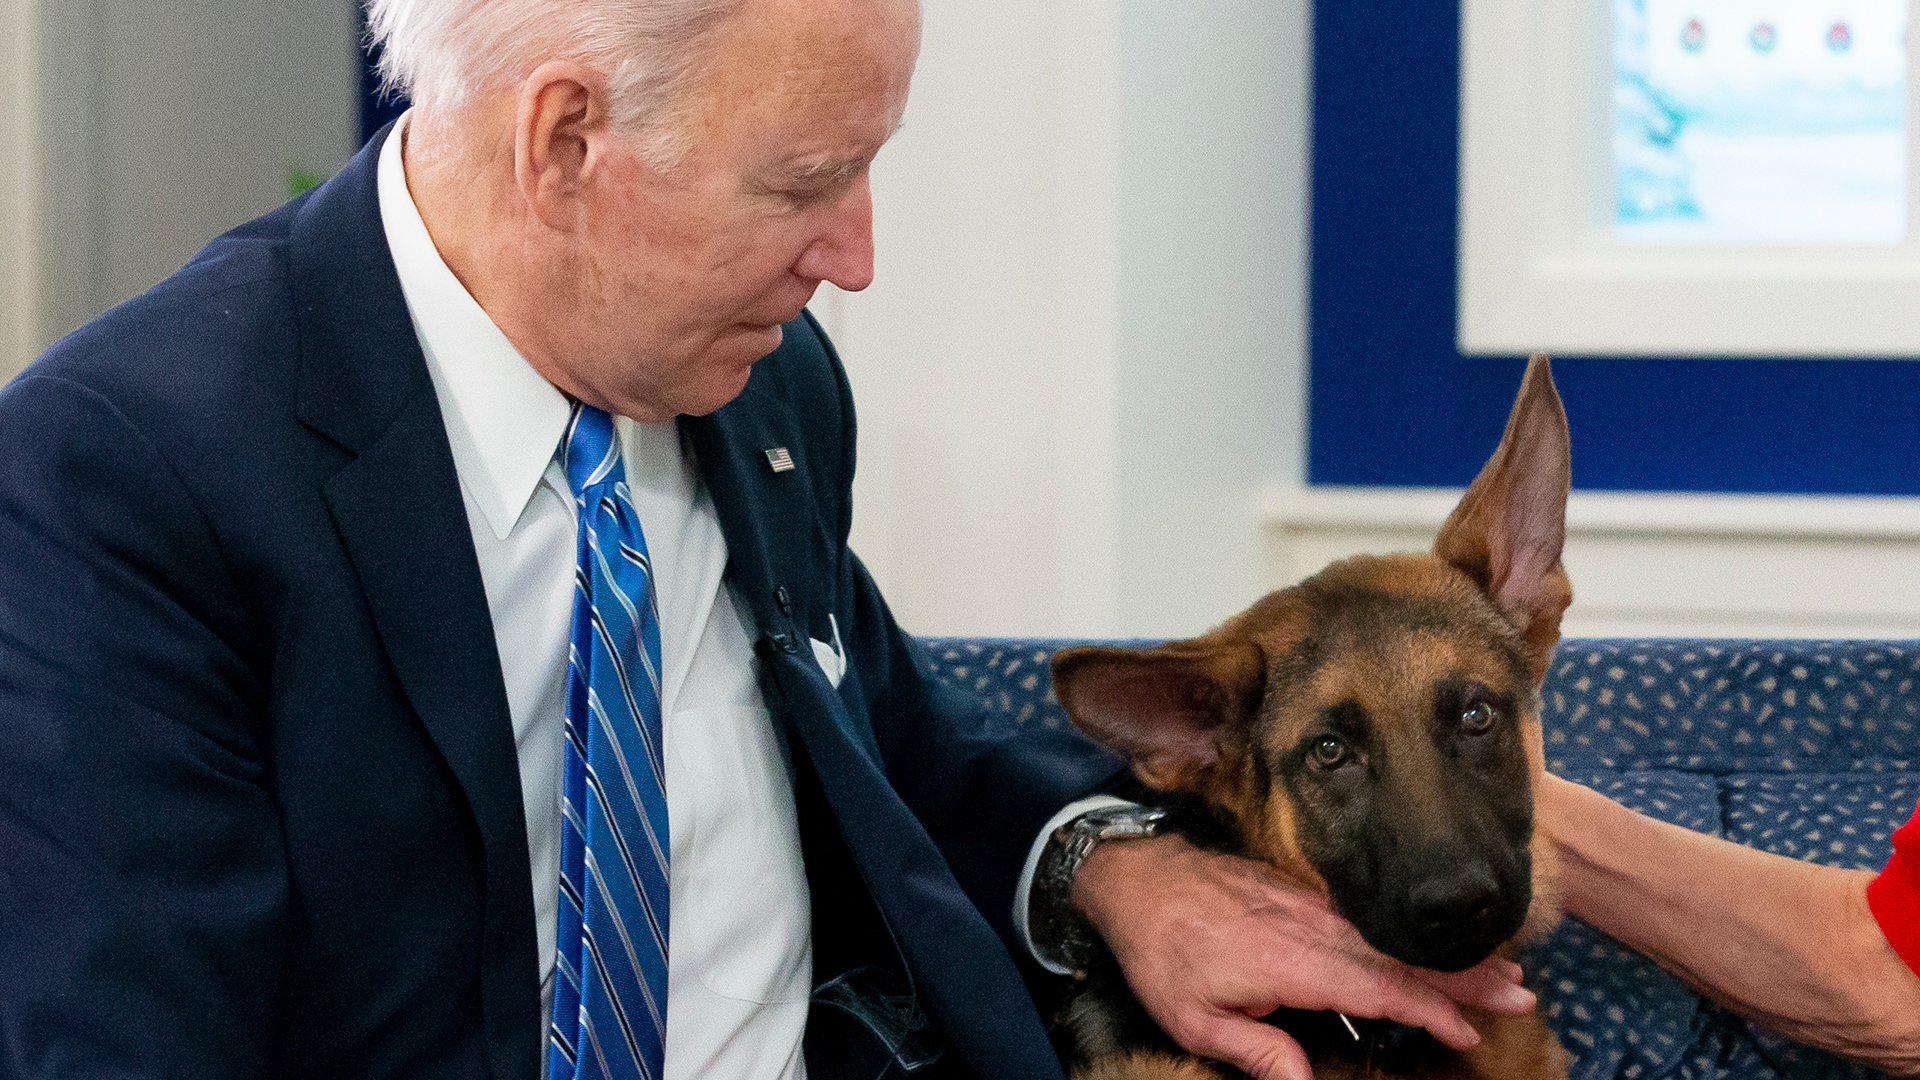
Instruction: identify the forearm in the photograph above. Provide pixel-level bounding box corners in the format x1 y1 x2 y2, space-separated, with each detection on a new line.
1539 773 1920 1073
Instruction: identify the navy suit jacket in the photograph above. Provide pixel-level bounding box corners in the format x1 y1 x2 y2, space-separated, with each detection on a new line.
0 130 1118 1079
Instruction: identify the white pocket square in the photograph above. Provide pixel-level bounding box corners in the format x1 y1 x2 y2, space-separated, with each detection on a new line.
810 613 847 689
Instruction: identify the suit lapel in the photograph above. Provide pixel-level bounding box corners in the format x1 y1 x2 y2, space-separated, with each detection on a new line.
685 347 1069 1080
681 358 889 760
289 128 540 1080
682 363 818 661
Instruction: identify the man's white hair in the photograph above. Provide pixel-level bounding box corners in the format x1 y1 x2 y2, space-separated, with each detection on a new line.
364 0 744 166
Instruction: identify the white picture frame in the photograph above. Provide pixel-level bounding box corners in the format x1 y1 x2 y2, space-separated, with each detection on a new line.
1459 0 1920 357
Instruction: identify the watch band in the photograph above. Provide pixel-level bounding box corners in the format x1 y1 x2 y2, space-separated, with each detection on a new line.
1028 804 1167 976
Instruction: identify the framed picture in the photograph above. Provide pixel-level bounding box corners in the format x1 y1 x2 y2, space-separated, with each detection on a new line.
1311 0 1920 495
1459 0 1920 356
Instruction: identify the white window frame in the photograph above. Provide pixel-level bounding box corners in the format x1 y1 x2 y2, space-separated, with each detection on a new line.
1459 0 1920 357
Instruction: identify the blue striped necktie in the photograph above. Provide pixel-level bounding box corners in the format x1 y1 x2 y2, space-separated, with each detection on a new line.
548 403 670 1080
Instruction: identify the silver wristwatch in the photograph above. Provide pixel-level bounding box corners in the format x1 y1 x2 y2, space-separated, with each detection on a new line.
1030 804 1167 975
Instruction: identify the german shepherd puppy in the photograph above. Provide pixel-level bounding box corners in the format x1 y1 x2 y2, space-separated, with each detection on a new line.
1050 356 1572 1080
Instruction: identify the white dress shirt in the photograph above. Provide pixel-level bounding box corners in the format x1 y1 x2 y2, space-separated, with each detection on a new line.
376 115 811 1080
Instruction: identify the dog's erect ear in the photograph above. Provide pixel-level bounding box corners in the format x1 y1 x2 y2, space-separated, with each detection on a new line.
1051 639 1266 791
1433 354 1573 680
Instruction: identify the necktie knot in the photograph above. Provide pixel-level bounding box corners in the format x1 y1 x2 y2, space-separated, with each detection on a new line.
564 403 620 500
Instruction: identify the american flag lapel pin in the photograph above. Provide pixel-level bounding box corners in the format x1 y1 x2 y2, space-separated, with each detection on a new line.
765 447 796 473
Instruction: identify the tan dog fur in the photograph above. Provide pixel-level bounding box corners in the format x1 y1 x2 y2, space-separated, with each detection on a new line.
1051 356 1574 1080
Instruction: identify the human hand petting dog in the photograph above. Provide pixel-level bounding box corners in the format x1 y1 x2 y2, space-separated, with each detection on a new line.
1073 833 1538 1080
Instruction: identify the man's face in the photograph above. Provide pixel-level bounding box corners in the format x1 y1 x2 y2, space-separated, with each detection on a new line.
559 0 920 421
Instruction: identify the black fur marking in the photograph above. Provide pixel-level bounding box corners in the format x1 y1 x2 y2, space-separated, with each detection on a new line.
1248 742 1272 818
1274 681 1537 973
1427 678 1515 750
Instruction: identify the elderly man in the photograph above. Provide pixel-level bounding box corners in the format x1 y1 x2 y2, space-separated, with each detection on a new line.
0 0 1532 1078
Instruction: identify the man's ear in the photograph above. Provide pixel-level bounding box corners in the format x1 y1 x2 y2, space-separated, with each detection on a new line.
1432 354 1573 681
514 61 612 231
1051 638 1265 792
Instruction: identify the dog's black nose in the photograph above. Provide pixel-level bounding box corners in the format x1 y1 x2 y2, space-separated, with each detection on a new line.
1407 864 1502 935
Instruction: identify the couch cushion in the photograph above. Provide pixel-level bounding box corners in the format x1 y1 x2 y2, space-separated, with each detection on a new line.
1543 642 1920 777
919 637 1088 734
1720 774 1918 870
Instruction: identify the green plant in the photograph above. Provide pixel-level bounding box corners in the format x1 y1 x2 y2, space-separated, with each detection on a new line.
289 166 329 198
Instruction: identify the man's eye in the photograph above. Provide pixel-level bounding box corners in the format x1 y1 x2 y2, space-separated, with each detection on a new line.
1461 701 1498 735
1310 735 1349 769
767 168 859 206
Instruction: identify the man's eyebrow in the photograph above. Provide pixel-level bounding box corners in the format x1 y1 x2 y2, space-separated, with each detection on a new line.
757 156 865 190
753 121 907 192
794 157 863 182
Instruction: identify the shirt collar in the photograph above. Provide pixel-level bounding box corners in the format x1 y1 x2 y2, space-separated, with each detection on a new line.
377 111 572 541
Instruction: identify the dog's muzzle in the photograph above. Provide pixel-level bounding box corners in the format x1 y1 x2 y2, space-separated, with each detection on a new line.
1355 853 1532 972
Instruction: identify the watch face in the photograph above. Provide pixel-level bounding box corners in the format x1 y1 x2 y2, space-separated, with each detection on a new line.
1084 806 1165 836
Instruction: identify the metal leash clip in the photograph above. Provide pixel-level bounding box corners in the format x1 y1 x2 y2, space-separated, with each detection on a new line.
1336 1012 1381 1080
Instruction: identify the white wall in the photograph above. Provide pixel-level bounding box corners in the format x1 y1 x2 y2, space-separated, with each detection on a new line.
1 0 359 381
821 0 1312 639
1113 1 1310 637
1 0 39 381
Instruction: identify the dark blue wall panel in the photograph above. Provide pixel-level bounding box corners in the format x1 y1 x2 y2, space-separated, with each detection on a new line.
1309 0 1920 494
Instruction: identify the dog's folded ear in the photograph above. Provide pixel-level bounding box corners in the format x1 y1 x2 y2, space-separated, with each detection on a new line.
1433 354 1573 681
1051 639 1265 791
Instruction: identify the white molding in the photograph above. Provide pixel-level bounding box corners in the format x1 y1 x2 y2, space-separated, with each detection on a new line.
1 0 39 383
1459 0 1920 357
1258 485 1920 639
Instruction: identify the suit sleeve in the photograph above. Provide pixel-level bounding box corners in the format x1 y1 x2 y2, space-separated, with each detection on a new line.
0 375 284 1078
1868 801 1920 975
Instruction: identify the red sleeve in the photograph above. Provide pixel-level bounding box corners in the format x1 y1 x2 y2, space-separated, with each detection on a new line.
1867 801 1920 975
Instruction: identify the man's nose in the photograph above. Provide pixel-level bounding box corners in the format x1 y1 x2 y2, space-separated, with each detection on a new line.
794 180 876 293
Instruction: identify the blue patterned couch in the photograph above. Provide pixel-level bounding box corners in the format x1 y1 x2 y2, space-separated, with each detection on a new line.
919 638 1920 1080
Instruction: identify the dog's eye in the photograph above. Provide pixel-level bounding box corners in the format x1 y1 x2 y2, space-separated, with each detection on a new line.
1310 735 1349 768
1461 701 1498 734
